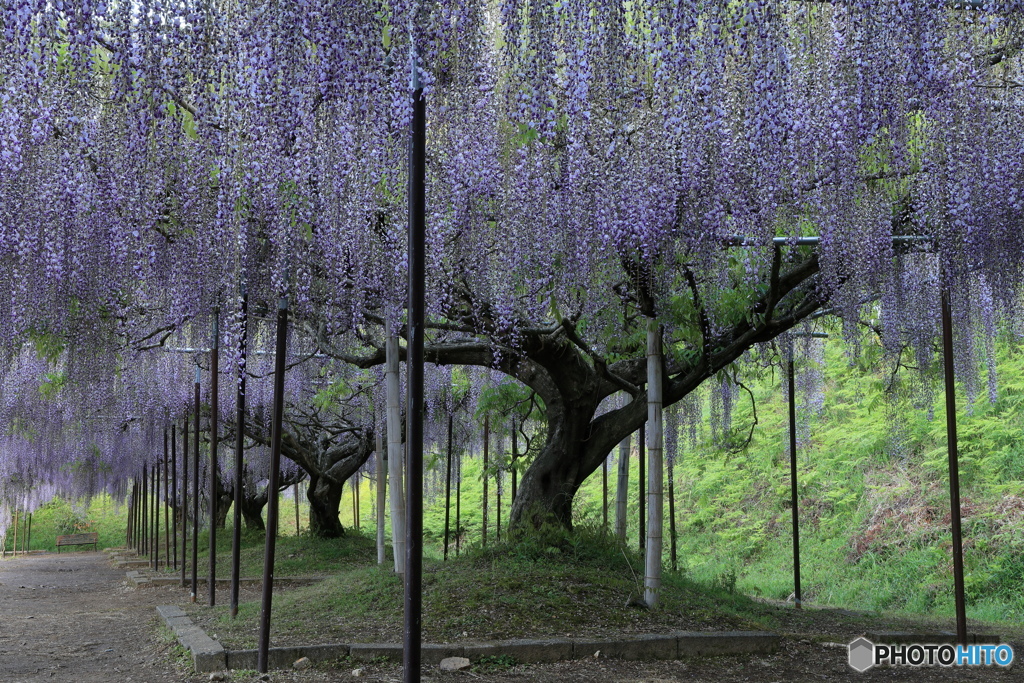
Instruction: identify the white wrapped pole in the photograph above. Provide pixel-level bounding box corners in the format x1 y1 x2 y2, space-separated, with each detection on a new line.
644 319 664 607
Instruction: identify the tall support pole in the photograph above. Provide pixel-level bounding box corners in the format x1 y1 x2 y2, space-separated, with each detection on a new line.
385 322 406 573
142 464 148 558
126 483 134 549
940 282 968 644
26 513 31 553
643 319 664 608
154 458 161 570
482 414 489 547
602 457 608 531
294 483 300 535
257 296 289 674
171 425 178 571
164 430 171 566
615 431 630 541
638 427 645 554
12 505 18 557
192 367 201 602
376 433 386 565
404 56 426 683
182 414 190 588
455 451 462 557
209 309 219 607
231 291 247 619
787 340 802 609
443 412 453 561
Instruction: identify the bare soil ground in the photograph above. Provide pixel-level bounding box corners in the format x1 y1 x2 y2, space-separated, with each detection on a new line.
1 552 1019 682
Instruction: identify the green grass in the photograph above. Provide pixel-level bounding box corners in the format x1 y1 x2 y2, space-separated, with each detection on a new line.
3 494 126 553
184 527 1018 652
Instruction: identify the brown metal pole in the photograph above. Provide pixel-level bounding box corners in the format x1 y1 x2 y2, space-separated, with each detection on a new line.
788 342 802 609
294 483 300 536
257 295 289 674
210 308 219 607
126 483 134 549
181 414 189 588
231 291 247 619
443 412 453 561
141 464 148 558
404 59 426 683
193 368 201 602
940 282 968 644
154 458 161 570
164 429 170 566
171 425 178 571
482 414 488 547
455 451 461 557
602 458 608 530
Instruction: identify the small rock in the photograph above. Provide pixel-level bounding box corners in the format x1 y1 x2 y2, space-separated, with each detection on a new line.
352 668 364 677
260 675 270 681
439 657 471 671
594 650 601 658
208 673 226 682
293 657 311 670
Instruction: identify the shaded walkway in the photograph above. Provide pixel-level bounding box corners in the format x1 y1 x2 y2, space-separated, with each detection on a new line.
0 551 186 682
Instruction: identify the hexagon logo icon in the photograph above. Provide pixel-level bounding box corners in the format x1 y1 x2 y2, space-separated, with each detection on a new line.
848 637 875 672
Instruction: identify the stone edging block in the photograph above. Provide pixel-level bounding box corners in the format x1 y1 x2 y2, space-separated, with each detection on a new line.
156 605 780 674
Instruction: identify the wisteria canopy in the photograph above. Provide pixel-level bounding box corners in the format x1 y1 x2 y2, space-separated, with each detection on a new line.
0 1 1022 529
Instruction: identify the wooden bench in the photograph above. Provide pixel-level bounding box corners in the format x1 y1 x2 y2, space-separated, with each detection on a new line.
55 532 99 553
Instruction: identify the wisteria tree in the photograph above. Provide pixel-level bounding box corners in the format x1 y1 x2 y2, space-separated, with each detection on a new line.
1 1 1022 537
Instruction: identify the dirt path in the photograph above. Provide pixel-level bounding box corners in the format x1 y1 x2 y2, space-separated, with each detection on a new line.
0 551 188 683
1 552 1019 682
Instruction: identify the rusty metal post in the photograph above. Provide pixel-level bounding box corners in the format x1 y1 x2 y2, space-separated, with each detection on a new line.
404 56 426 683
154 457 160 570
171 425 178 571
209 308 219 607
444 412 453 561
482 414 489 547
164 429 170 566
940 280 968 644
787 340 802 609
257 295 289 673
231 291 247 619
192 367 201 602
182 413 189 588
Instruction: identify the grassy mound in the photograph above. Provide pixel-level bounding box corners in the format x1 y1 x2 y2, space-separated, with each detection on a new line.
183 527 1000 651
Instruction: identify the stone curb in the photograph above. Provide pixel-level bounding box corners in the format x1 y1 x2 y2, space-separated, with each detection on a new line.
866 631 1002 645
128 572 326 588
156 605 780 674
157 605 226 672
